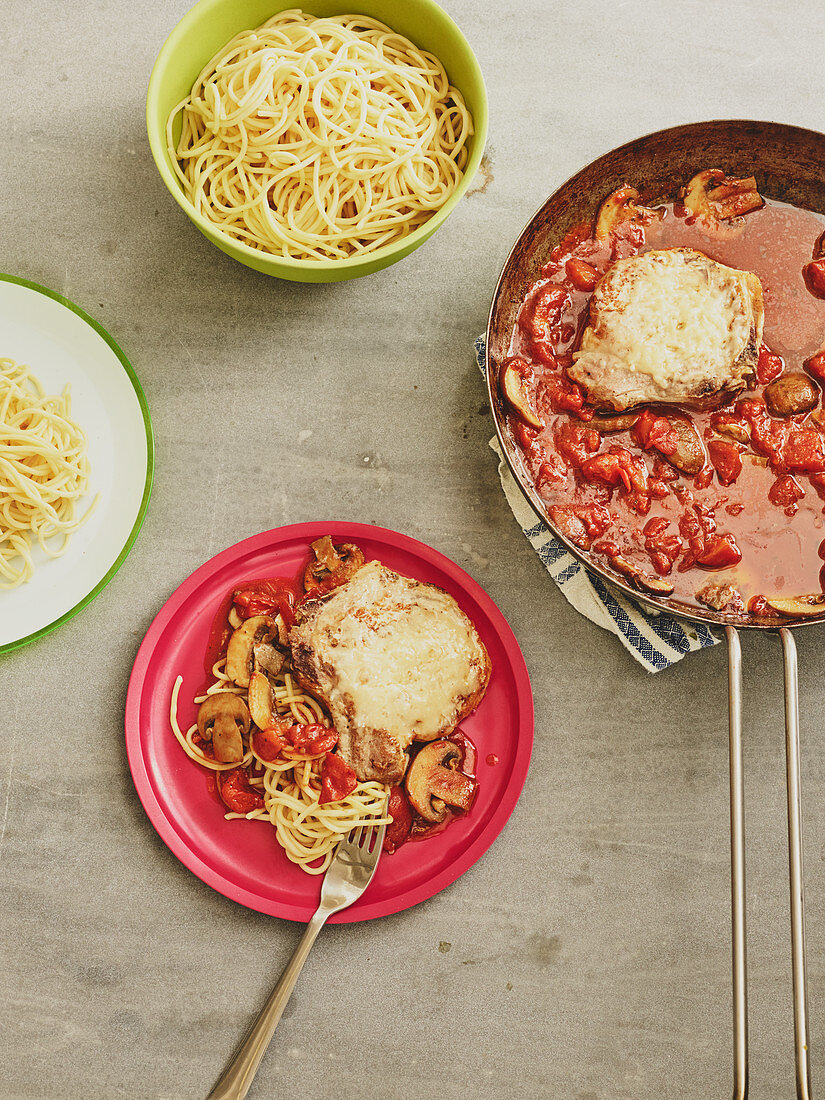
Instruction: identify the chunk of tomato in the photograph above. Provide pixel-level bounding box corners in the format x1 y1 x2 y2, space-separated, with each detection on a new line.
251 726 287 763
769 474 804 509
564 258 599 292
697 533 742 570
781 428 825 474
805 351 825 384
554 421 600 467
218 769 264 814
518 282 570 339
234 581 295 629
631 409 678 456
540 377 587 416
755 345 785 386
286 724 338 756
803 259 825 299
383 786 413 854
707 439 743 486
319 754 358 805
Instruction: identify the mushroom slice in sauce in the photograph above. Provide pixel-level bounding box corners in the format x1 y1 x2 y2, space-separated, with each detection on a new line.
608 553 675 597
247 671 277 731
501 360 543 429
405 740 477 824
763 374 819 418
682 170 764 227
225 615 279 688
713 421 751 445
310 535 342 573
197 693 251 764
590 411 640 434
765 595 825 617
594 186 659 240
303 538 365 593
253 639 285 680
665 415 706 475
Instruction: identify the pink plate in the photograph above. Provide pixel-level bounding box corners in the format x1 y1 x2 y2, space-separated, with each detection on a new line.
125 522 534 922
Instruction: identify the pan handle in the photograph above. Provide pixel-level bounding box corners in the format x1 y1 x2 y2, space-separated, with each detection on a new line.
727 626 748 1100
781 629 813 1100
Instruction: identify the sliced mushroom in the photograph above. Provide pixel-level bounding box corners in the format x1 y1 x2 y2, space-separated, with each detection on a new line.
594 186 659 240
310 535 341 573
590 411 640 433
273 614 289 648
635 574 677 597
197 693 251 763
225 615 278 688
608 553 675 597
764 373 819 417
765 595 825 617
303 539 365 593
227 606 243 629
683 170 764 227
405 740 477 824
666 416 706 475
713 421 750 445
247 671 276 731
253 639 285 680
501 360 542 429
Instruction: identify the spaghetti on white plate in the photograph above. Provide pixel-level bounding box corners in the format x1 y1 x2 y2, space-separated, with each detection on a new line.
170 659 390 875
0 356 96 589
166 9 473 260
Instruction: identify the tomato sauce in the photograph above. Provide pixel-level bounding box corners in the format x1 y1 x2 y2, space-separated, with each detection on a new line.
506 199 825 617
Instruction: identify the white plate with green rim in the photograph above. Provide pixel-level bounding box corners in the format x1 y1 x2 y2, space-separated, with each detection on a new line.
0 274 153 655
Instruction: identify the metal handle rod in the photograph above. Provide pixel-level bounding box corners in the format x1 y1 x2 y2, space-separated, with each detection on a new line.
207 911 329 1100
727 626 748 1100
781 629 813 1100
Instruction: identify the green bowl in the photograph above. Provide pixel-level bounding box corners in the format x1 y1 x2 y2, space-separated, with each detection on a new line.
146 0 488 282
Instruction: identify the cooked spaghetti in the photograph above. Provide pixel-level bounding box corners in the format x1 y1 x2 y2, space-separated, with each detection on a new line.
171 659 389 874
166 9 473 260
0 357 96 589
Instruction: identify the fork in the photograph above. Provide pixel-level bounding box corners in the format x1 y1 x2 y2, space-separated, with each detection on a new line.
206 821 387 1100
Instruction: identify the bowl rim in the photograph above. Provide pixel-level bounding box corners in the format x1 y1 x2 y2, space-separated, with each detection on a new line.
145 0 489 274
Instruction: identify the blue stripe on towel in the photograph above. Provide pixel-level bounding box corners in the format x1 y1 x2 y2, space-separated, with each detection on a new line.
694 621 719 648
591 574 671 671
537 540 569 567
555 562 580 585
643 609 693 654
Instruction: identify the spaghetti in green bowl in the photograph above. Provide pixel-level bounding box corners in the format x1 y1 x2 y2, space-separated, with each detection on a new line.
146 0 488 282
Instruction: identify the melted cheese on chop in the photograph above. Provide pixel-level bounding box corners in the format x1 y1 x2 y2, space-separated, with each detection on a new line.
301 562 486 746
573 248 760 390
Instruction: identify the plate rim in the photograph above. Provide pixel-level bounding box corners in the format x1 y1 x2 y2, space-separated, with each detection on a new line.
0 272 155 656
125 521 534 923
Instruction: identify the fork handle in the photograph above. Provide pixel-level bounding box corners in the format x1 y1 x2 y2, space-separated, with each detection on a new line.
207 912 329 1100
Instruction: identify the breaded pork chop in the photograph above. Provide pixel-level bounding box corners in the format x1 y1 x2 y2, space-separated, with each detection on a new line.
568 248 764 412
288 561 491 783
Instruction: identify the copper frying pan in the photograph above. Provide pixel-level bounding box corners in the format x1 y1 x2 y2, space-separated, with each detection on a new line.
486 120 825 1100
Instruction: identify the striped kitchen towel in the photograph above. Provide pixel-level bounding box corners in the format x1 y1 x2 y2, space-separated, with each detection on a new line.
476 335 721 671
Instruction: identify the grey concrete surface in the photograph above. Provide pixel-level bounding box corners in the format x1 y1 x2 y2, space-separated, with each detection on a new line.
2 1 824 1097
